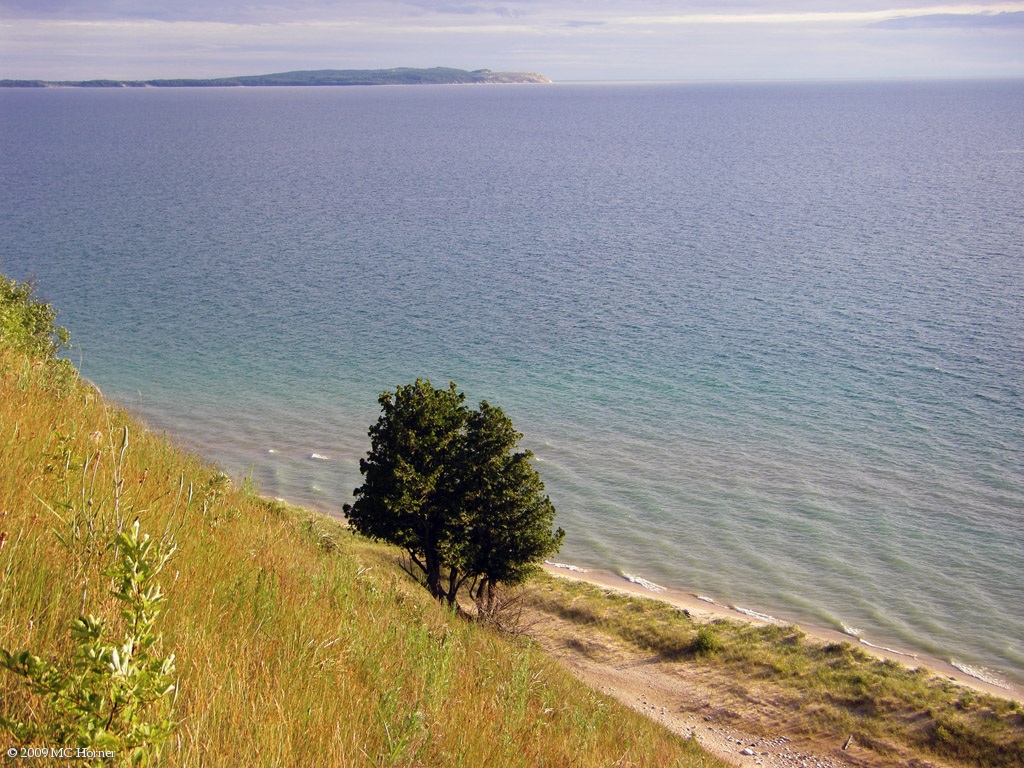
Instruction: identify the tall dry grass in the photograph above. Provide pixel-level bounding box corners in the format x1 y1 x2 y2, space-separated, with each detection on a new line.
0 286 723 766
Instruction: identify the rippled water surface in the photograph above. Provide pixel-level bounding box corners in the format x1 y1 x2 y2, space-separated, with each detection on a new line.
2 81 1022 685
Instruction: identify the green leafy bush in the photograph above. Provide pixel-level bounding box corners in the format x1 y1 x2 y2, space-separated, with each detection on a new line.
0 273 70 359
692 625 723 656
1 521 178 766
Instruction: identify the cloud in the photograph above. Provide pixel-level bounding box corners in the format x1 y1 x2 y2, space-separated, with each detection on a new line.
404 2 527 17
0 0 539 23
2 1 1024 81
872 10 1024 27
610 5 1024 27
5 2 1024 26
0 1 400 23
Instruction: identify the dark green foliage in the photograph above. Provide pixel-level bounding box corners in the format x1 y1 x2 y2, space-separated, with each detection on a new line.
692 625 723 656
347 380 564 609
0 80 47 87
457 402 563 612
347 380 467 602
68 80 129 88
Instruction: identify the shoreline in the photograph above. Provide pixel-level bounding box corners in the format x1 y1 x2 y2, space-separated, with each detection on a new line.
299 498 1024 701
541 560 1024 701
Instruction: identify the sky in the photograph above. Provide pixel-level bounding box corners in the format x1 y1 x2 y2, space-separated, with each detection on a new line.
2 1 1024 82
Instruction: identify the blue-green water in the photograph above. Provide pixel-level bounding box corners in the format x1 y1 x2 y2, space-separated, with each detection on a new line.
2 81 1022 687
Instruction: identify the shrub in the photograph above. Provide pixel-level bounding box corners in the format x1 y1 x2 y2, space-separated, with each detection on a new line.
1 521 178 766
0 273 70 359
692 625 723 656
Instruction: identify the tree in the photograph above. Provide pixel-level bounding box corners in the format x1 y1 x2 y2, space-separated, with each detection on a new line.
346 380 467 603
457 401 563 614
345 380 564 609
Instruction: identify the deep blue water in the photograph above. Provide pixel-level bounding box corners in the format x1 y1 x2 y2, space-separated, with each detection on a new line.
2 81 1022 687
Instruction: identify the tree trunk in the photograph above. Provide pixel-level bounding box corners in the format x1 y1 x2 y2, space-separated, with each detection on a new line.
424 550 443 601
474 577 489 614
445 566 461 606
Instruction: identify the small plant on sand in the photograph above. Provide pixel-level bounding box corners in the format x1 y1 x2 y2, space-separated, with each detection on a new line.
1 521 178 765
692 625 723 656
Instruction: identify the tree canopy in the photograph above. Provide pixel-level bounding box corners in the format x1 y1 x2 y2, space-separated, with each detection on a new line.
346 380 564 610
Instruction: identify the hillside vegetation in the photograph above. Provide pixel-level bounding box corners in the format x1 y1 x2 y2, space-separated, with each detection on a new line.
0 67 552 89
0 274 718 766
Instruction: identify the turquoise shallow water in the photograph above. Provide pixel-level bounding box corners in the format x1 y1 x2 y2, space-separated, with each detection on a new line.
2 81 1022 686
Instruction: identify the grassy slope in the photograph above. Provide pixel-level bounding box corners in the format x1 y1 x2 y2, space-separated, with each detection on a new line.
0 340 720 766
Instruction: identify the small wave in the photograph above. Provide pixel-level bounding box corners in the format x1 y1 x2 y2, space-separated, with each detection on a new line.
697 595 720 605
732 606 783 624
950 660 1011 690
268 448 277 454
841 622 863 637
545 561 588 573
622 574 666 592
310 453 330 461
859 639 918 660
974 391 1003 404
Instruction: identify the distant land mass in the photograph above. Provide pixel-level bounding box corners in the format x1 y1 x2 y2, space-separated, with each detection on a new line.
0 67 552 88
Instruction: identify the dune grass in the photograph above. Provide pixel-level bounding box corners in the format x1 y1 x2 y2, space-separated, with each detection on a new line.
0 277 723 766
525 576 1024 768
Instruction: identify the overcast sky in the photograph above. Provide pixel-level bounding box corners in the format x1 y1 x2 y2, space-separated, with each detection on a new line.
2 1 1023 81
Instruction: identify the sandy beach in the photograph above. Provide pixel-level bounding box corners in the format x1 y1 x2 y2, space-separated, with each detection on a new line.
532 561 1022 768
541 561 1022 700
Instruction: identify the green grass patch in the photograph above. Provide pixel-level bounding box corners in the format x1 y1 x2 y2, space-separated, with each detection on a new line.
526 574 1024 768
